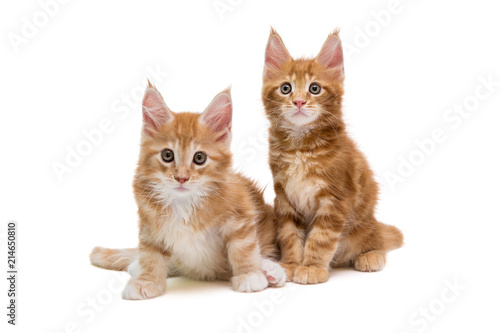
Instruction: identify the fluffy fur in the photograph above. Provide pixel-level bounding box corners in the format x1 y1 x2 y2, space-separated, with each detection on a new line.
262 28 404 284
90 83 285 299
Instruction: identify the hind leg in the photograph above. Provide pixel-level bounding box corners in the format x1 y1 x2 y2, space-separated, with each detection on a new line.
342 216 399 272
354 250 386 272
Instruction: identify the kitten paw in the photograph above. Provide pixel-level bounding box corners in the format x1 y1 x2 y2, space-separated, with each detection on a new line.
122 278 165 300
232 272 268 292
354 251 386 272
279 263 298 282
262 259 286 287
293 266 329 284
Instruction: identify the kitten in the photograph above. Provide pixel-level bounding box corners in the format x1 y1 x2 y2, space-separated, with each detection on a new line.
90 83 285 299
262 29 404 284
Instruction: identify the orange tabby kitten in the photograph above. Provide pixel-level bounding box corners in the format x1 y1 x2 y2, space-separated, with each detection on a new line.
90 83 285 299
262 29 403 284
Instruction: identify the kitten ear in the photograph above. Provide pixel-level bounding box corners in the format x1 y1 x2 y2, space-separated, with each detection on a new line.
142 80 172 136
264 28 292 78
315 29 345 80
200 89 232 143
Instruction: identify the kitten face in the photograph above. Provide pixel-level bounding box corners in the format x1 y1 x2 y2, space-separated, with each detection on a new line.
262 29 345 130
263 62 342 127
138 84 232 203
144 123 229 198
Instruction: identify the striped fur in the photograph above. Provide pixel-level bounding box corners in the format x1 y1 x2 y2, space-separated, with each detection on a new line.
90 84 285 299
262 29 404 284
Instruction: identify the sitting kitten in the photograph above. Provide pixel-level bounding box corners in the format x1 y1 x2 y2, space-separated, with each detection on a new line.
261 29 404 284
90 83 285 299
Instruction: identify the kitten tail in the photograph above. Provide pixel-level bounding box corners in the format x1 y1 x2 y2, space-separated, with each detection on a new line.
380 224 404 251
89 247 138 271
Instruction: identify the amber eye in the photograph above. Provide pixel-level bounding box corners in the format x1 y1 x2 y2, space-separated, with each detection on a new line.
193 152 207 165
309 83 321 94
161 149 174 162
280 83 292 94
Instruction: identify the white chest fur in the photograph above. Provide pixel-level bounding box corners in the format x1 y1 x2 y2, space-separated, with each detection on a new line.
159 218 227 280
285 175 321 222
282 151 323 222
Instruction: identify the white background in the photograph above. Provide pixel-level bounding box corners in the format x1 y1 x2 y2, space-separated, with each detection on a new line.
1 0 499 332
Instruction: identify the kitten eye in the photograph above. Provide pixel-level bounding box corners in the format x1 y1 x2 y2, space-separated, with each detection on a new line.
309 83 321 95
161 149 174 163
280 83 292 94
193 152 207 165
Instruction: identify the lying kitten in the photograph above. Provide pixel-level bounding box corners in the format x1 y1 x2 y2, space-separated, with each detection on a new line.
262 29 404 284
90 83 285 299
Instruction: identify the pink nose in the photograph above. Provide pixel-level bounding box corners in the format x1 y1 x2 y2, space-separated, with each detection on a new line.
293 99 306 108
175 176 189 184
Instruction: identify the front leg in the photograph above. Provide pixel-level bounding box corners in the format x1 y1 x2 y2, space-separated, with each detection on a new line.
293 197 346 284
223 217 268 292
274 183 305 280
122 242 170 300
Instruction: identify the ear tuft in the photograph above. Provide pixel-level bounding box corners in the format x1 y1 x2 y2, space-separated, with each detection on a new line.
264 28 292 78
200 89 232 142
142 83 172 136
315 29 344 79
146 78 156 89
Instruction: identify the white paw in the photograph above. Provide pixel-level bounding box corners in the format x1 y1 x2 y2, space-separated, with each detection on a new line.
127 259 141 277
121 278 165 300
262 259 286 288
232 272 268 293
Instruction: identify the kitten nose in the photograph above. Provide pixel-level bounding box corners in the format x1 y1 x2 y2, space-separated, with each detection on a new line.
293 99 306 108
175 176 190 184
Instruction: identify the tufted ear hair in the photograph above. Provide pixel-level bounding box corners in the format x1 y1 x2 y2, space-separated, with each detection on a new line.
200 88 232 143
263 28 292 79
315 29 344 80
142 80 172 136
